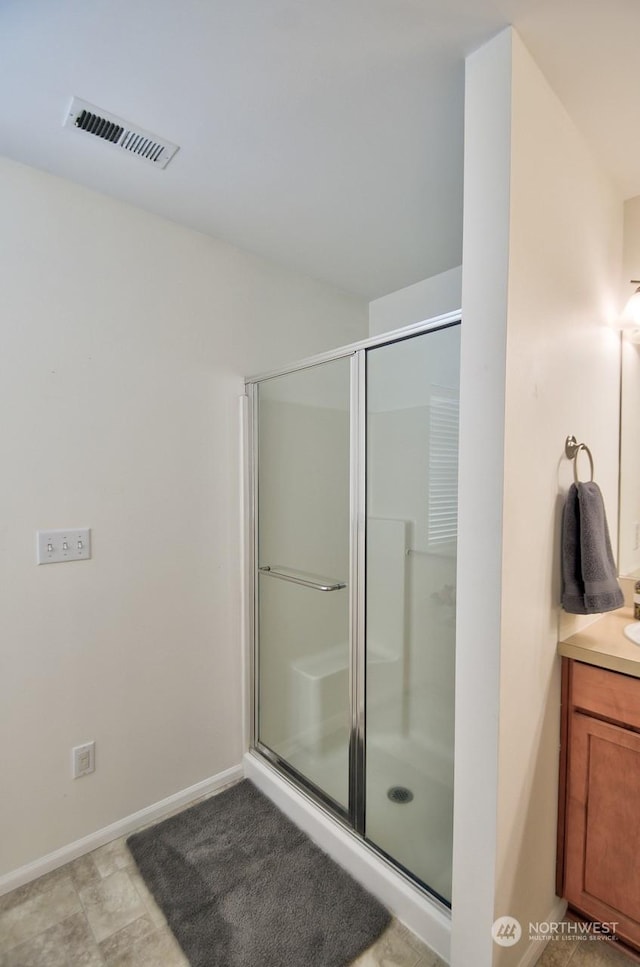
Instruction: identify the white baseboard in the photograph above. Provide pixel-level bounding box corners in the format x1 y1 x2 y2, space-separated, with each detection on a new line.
515 898 569 967
0 763 244 897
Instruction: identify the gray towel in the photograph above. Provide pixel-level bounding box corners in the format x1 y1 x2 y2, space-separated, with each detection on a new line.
561 482 624 615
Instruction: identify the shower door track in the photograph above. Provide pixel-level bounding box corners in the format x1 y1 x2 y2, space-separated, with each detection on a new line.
245 309 461 907
244 311 461 384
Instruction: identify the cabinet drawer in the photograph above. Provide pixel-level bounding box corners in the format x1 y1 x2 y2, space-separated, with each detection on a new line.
572 661 640 731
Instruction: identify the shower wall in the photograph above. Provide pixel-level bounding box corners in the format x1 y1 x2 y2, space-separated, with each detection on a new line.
368 410 456 767
366 335 459 778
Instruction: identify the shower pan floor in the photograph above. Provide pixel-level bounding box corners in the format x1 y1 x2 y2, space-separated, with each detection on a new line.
287 731 453 903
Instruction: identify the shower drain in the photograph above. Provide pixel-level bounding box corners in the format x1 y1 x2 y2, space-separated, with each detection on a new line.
387 786 414 804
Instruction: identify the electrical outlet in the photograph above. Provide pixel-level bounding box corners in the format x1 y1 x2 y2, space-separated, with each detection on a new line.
72 741 95 778
635 522 640 552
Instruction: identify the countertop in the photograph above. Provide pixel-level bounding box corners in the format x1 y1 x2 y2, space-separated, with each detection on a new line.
558 607 640 679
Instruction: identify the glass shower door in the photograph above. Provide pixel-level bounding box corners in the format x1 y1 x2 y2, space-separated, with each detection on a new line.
255 356 352 812
365 326 460 904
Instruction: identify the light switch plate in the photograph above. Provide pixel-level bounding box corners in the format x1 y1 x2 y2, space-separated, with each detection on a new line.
37 528 91 565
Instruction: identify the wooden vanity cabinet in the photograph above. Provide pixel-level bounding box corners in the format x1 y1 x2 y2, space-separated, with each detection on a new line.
558 658 640 951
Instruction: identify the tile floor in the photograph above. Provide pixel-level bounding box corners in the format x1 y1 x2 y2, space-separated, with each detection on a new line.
0 785 444 967
0 783 636 967
536 930 640 967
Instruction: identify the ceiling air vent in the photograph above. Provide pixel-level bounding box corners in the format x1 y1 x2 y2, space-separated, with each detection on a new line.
64 97 179 170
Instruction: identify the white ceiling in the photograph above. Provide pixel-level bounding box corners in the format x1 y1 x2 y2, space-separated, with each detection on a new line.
0 0 638 299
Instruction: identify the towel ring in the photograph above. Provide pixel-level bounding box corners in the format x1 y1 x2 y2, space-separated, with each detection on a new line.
565 436 594 484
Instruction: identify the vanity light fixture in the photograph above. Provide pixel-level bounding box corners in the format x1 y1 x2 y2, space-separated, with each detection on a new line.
617 280 640 342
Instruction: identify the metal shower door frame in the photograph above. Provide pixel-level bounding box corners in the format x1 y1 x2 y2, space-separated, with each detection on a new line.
246 348 364 827
245 311 461 841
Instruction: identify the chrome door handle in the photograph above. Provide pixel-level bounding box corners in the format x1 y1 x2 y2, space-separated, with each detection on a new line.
258 565 346 592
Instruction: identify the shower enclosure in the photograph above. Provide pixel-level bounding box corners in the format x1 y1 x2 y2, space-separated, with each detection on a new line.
246 316 460 906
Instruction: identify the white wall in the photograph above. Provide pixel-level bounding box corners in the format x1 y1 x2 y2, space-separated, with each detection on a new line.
368 266 462 336
619 195 640 577
0 156 367 878
452 28 622 967
497 32 621 967
450 28 512 967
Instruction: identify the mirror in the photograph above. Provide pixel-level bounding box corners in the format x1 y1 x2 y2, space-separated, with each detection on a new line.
619 198 640 579
619 336 640 578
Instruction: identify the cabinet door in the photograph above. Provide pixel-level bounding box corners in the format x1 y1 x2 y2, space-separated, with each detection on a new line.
565 711 640 949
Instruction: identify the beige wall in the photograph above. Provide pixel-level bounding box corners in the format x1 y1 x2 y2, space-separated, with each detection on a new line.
497 31 622 966
0 156 367 878
452 27 622 967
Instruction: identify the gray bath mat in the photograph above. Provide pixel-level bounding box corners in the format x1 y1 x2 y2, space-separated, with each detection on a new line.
127 779 391 966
